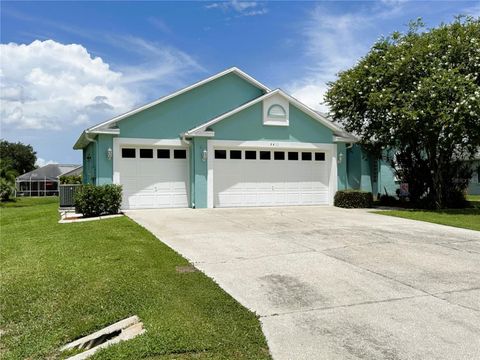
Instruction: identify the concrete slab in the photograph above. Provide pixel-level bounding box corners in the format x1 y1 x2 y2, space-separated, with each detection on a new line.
261 296 480 360
323 241 480 293
125 206 480 360
198 251 422 316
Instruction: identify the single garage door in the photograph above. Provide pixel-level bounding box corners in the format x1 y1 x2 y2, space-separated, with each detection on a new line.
213 148 330 207
118 146 189 209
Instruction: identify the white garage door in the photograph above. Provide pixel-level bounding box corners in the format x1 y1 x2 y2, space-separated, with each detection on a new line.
213 148 330 207
117 146 189 209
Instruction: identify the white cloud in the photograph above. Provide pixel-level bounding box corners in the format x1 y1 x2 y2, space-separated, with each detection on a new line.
0 40 135 130
0 39 203 131
205 0 268 17
287 9 370 112
287 4 405 112
35 157 57 167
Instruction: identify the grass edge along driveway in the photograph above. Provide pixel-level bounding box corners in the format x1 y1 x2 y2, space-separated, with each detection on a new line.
0 197 271 360
373 195 480 232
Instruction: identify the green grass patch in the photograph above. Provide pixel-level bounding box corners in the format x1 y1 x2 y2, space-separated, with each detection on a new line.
374 207 480 231
0 198 270 359
0 196 58 208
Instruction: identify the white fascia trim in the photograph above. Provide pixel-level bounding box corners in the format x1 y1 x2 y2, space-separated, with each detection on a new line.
186 89 346 136
89 128 120 135
186 90 281 135
206 139 337 208
187 131 216 138
333 136 358 143
89 67 270 132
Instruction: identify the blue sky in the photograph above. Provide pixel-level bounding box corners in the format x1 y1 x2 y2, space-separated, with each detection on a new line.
1 1 478 166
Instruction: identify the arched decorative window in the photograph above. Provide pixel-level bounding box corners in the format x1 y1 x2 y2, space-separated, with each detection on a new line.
267 104 287 119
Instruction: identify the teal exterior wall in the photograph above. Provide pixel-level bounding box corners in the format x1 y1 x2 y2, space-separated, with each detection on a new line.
211 103 334 143
345 145 376 193
81 135 114 185
337 143 348 190
96 134 114 185
377 159 398 196
82 142 96 184
347 145 361 190
191 137 208 208
118 73 265 139
467 160 480 195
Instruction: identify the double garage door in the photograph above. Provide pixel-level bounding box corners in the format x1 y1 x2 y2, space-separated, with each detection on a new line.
117 144 331 209
213 147 331 207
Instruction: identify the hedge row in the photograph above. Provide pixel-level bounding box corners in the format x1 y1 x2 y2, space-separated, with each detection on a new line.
334 190 373 208
74 184 122 217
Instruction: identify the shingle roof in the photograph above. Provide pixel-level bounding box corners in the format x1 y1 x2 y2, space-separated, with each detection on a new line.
16 164 81 181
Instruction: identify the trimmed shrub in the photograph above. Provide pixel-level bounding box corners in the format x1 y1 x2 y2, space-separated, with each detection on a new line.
59 174 82 184
334 190 373 208
74 184 122 217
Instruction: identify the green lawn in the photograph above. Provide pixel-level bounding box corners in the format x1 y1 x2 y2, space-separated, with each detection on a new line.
0 197 270 359
374 196 480 231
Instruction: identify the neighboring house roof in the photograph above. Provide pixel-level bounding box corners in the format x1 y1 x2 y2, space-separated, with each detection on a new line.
73 67 270 149
16 164 81 181
59 165 82 177
184 89 358 142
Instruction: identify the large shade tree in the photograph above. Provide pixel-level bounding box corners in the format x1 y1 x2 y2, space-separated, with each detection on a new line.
325 17 480 209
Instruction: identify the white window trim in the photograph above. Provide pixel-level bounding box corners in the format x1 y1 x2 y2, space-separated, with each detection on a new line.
207 140 337 208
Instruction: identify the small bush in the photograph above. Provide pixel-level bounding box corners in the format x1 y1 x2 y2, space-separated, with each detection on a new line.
334 190 373 208
0 179 15 202
59 174 82 184
74 184 122 217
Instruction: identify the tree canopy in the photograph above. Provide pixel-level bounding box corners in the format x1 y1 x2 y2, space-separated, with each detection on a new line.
325 17 480 208
0 140 37 176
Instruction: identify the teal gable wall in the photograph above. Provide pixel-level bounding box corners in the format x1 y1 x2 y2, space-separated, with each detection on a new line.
118 73 264 139
211 103 334 143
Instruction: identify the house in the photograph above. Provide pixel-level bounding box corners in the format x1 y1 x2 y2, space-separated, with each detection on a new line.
73 67 397 209
467 156 480 195
16 164 81 196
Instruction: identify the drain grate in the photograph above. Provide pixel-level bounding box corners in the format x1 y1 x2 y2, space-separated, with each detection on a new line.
61 315 145 359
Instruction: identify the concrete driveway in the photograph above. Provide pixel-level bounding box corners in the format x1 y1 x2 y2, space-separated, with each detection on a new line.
126 206 480 360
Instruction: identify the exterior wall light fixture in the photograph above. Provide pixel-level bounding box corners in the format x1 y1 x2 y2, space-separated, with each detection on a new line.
107 148 113 160
337 152 344 164
202 149 208 161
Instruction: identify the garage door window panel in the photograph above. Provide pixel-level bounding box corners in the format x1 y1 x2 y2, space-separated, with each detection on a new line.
302 152 312 161
157 149 170 159
245 151 256 160
274 151 285 160
140 149 153 158
122 148 136 158
215 150 227 159
230 150 242 159
315 152 326 161
174 149 187 159
260 151 271 160
288 152 299 160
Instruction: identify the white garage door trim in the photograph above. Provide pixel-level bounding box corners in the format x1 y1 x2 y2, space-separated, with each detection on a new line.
113 138 190 209
207 140 337 208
